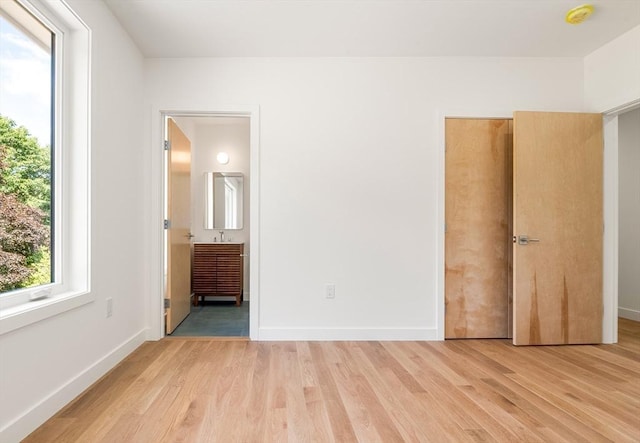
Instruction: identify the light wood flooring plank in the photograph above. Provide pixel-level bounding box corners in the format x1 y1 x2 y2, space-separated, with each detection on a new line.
23 320 640 443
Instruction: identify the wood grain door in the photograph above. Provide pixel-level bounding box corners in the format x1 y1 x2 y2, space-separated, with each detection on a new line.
445 118 512 338
512 111 603 345
166 118 192 334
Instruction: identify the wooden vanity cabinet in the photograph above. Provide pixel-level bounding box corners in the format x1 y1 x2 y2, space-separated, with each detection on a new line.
192 243 244 306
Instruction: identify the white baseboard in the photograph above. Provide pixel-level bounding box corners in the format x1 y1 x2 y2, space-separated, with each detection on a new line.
619 307 640 321
258 327 439 341
0 329 147 443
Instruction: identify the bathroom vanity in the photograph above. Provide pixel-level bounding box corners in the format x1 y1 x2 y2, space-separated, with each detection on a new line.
192 242 244 306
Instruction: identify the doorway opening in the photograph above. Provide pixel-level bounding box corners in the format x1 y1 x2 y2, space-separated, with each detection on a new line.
163 113 253 338
616 107 640 330
602 99 640 344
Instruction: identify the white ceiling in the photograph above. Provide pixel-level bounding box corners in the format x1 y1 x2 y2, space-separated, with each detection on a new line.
103 0 640 58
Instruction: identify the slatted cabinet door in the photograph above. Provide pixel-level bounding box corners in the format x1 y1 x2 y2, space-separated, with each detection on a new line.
192 243 244 306
216 248 243 296
192 243 217 298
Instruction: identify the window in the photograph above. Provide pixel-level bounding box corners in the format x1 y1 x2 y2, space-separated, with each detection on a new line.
0 0 54 294
0 0 90 334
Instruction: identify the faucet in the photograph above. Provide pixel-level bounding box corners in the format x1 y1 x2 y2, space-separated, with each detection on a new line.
219 230 224 242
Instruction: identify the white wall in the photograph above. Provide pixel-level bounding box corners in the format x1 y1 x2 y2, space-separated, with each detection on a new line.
144 57 585 339
584 25 640 112
191 119 251 296
0 1 146 441
172 117 197 142
618 108 640 320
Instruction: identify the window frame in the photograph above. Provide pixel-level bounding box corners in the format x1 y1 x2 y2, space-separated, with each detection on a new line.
0 0 91 335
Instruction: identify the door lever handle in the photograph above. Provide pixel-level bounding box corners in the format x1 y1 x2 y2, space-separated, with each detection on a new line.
517 235 540 245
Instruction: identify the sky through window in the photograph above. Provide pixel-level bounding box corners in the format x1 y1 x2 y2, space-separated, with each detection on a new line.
0 13 51 145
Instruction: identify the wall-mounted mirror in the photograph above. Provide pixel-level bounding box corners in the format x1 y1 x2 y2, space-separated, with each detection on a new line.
204 172 244 229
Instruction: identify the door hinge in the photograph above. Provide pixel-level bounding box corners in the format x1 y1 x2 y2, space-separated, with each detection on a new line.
164 140 170 150
444 223 448 233
164 298 170 309
164 219 171 229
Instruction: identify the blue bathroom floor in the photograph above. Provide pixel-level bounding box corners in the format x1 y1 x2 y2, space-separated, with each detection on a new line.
170 300 249 337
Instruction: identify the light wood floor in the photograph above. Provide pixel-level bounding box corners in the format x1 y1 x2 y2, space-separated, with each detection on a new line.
25 319 640 442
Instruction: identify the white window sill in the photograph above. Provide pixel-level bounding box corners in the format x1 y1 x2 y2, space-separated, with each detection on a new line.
0 291 94 336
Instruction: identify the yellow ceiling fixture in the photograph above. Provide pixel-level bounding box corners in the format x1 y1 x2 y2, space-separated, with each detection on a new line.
565 4 594 24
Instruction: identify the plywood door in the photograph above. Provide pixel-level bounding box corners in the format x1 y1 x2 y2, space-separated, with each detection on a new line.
166 118 192 334
445 118 512 338
513 111 602 345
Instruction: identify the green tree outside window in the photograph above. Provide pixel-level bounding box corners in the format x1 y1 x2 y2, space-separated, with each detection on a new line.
0 115 51 292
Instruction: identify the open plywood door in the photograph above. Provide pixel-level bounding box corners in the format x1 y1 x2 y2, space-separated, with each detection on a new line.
513 111 603 345
445 118 512 338
166 118 192 334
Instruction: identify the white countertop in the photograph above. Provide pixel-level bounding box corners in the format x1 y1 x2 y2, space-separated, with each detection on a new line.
193 241 244 244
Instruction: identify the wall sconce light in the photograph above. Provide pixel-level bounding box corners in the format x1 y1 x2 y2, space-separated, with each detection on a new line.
217 152 229 165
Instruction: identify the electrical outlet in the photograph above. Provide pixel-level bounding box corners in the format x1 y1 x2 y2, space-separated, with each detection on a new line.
106 298 113 318
325 284 335 299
